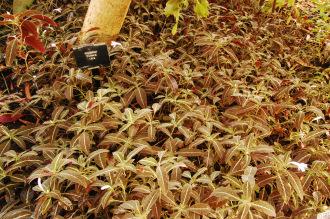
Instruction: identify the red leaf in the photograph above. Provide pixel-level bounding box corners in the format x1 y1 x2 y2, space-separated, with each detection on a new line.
30 14 58 27
21 20 45 53
24 35 46 53
21 20 38 37
0 114 24 123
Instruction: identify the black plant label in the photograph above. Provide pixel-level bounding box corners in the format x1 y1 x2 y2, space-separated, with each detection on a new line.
73 43 110 69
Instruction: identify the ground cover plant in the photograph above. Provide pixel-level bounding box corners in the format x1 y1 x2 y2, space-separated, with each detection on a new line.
0 0 329 218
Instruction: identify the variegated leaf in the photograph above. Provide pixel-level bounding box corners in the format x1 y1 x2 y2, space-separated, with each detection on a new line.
5 38 18 66
211 187 241 201
251 200 276 217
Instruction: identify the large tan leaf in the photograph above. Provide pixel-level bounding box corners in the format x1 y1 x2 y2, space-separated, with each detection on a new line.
3 209 32 219
64 85 73 101
100 133 126 146
9 174 26 183
0 141 11 156
119 200 141 212
28 168 52 182
49 151 64 172
123 90 136 107
294 111 305 130
12 136 26 149
223 175 242 189
79 132 91 154
85 123 107 131
301 175 312 190
133 185 151 194
5 38 18 67
142 190 159 213
113 74 135 85
94 151 109 169
241 166 257 187
139 157 158 166
100 189 116 209
58 169 89 188
89 166 118 179
127 145 148 160
49 127 59 143
6 157 42 173
210 139 225 158
276 174 290 203
211 187 241 201
286 172 304 200
180 184 192 206
317 178 330 195
41 197 52 215
223 47 239 63
252 144 274 153
90 105 103 122
135 87 147 108
156 165 169 194
178 126 192 139
86 149 109 163
188 203 211 216
237 203 250 219
148 125 156 141
251 200 276 217
161 191 176 207
51 106 65 120
302 130 327 143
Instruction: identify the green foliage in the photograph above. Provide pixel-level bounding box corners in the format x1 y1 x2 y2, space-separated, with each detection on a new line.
13 0 34 14
309 0 330 41
194 0 210 18
260 0 296 13
165 0 209 34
